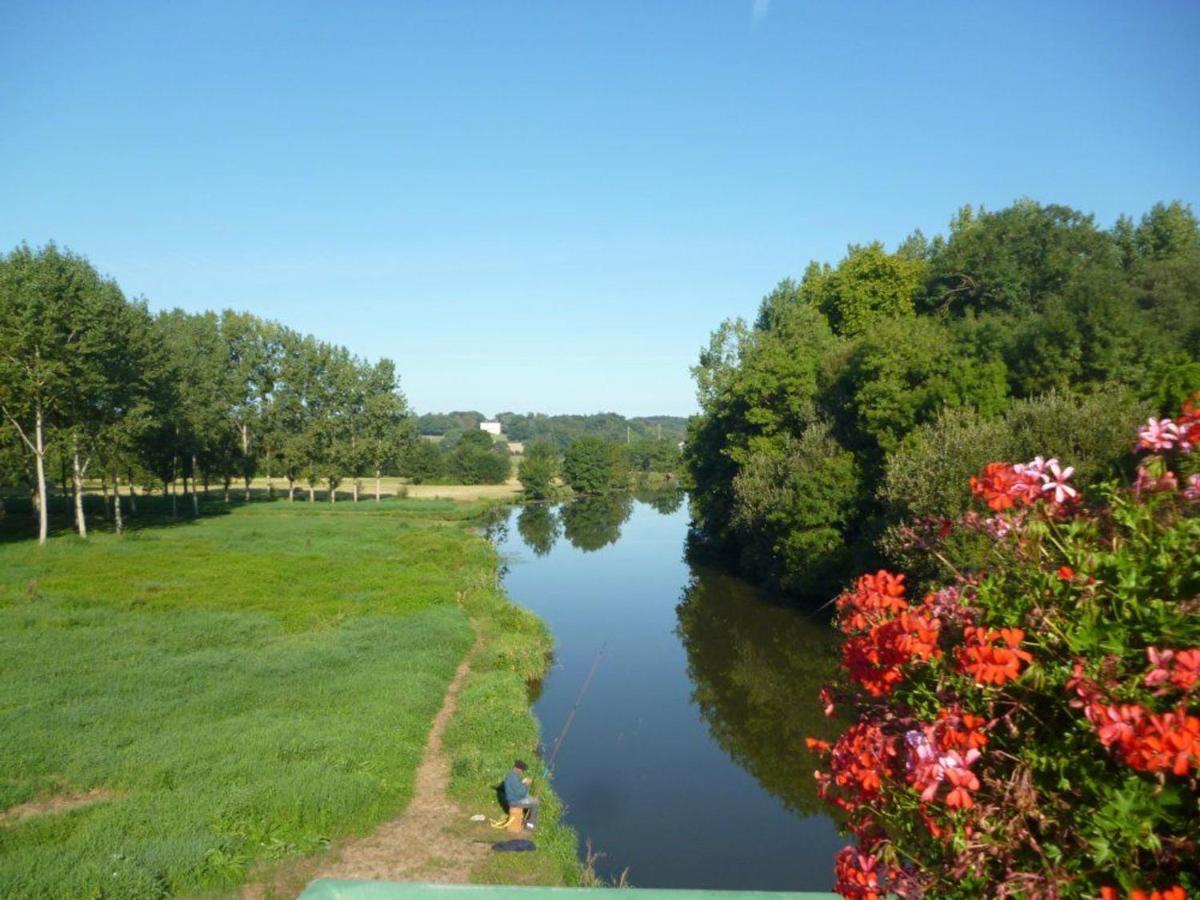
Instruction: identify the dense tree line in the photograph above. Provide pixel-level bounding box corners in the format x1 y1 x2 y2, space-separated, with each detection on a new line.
405 431 511 485
0 244 414 543
685 199 1200 597
416 410 687 448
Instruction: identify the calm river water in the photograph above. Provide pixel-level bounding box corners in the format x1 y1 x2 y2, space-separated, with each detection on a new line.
492 491 847 890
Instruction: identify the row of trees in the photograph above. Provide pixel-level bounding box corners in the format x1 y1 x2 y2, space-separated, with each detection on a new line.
685 199 1200 597
0 244 414 543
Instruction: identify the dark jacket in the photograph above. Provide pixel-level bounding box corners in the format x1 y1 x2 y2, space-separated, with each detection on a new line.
503 770 528 804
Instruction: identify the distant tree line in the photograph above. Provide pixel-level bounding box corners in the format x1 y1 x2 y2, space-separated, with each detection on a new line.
685 199 1200 597
415 410 687 448
517 434 683 499
0 243 414 544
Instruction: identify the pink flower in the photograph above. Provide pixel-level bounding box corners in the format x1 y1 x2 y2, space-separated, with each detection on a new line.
1185 474 1200 502
1138 417 1183 452
1039 459 1077 505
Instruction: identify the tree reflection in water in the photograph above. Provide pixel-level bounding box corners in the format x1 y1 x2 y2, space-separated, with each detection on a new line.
632 484 686 515
517 503 561 557
676 567 846 818
560 493 634 552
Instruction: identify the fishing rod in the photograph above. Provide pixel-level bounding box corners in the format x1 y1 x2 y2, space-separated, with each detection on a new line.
536 642 606 783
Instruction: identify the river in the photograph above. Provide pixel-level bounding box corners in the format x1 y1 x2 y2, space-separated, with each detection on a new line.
491 491 847 891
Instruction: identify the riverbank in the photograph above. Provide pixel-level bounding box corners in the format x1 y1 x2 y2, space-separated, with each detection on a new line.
0 496 579 896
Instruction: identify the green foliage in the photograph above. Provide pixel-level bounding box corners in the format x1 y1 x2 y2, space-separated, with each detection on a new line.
488 412 687 449
518 441 559 500
561 436 628 495
404 439 447 484
731 423 864 596
450 432 511 485
624 437 682 474
802 242 925 337
0 241 416 535
685 198 1200 599
881 389 1148 525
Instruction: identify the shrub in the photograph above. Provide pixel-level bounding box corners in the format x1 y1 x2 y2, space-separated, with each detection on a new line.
519 441 559 499
562 436 627 494
810 398 1200 898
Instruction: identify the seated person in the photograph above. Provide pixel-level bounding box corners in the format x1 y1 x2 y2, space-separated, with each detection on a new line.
502 759 539 829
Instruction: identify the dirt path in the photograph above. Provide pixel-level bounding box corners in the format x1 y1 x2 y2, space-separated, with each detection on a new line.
312 634 490 884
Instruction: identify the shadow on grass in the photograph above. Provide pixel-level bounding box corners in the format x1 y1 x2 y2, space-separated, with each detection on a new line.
0 484 472 546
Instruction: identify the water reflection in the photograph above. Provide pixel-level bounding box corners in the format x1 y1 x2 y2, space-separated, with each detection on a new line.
560 494 634 552
632 484 686 515
498 492 846 889
675 568 844 818
517 504 561 557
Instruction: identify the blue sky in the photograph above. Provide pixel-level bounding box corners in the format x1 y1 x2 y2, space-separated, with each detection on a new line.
2 1 1197 416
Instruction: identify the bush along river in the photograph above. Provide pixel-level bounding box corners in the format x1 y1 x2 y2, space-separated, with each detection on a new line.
490 489 847 890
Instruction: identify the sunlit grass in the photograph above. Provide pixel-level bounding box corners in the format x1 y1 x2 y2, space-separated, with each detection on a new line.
0 499 491 897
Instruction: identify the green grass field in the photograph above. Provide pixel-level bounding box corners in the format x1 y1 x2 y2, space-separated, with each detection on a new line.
0 497 577 897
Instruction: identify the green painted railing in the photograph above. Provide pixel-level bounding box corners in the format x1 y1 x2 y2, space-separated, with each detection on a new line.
300 882 839 900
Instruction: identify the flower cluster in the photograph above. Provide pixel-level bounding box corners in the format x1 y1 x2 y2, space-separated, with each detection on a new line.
904 714 987 809
809 398 1199 898
956 626 1032 686
1070 650 1200 777
968 455 1078 511
1137 397 1198 452
835 571 943 697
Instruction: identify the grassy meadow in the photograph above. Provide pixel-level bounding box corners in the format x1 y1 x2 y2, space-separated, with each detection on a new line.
0 496 576 897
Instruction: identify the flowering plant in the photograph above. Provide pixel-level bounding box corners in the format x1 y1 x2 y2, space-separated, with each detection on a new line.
809 398 1200 898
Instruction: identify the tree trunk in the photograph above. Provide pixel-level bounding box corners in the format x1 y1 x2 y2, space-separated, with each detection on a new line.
191 456 200 516
375 469 382 502
72 442 88 539
170 460 178 520
34 408 48 545
223 477 231 503
127 471 138 514
308 485 315 502
329 481 336 504
113 471 124 535
287 478 295 502
101 480 111 521
241 423 251 502
352 480 359 503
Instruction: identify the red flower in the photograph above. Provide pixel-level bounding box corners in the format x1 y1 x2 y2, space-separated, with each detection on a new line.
957 627 1033 686
970 462 1021 511
1057 565 1075 581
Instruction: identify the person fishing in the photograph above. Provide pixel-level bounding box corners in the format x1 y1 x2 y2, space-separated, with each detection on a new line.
503 760 539 830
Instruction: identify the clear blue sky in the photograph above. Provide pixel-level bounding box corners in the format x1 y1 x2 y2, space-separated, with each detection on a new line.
2 1 1197 416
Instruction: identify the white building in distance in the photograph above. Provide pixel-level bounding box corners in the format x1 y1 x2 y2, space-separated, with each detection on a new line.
480 420 502 436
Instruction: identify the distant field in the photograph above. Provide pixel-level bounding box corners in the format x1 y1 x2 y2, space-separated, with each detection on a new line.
0 500 515 896
54 474 524 506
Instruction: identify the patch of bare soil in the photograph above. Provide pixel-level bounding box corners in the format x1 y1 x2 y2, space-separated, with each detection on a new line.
1 788 114 823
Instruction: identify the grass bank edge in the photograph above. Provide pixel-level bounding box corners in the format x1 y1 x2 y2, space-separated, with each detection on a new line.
443 528 584 887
